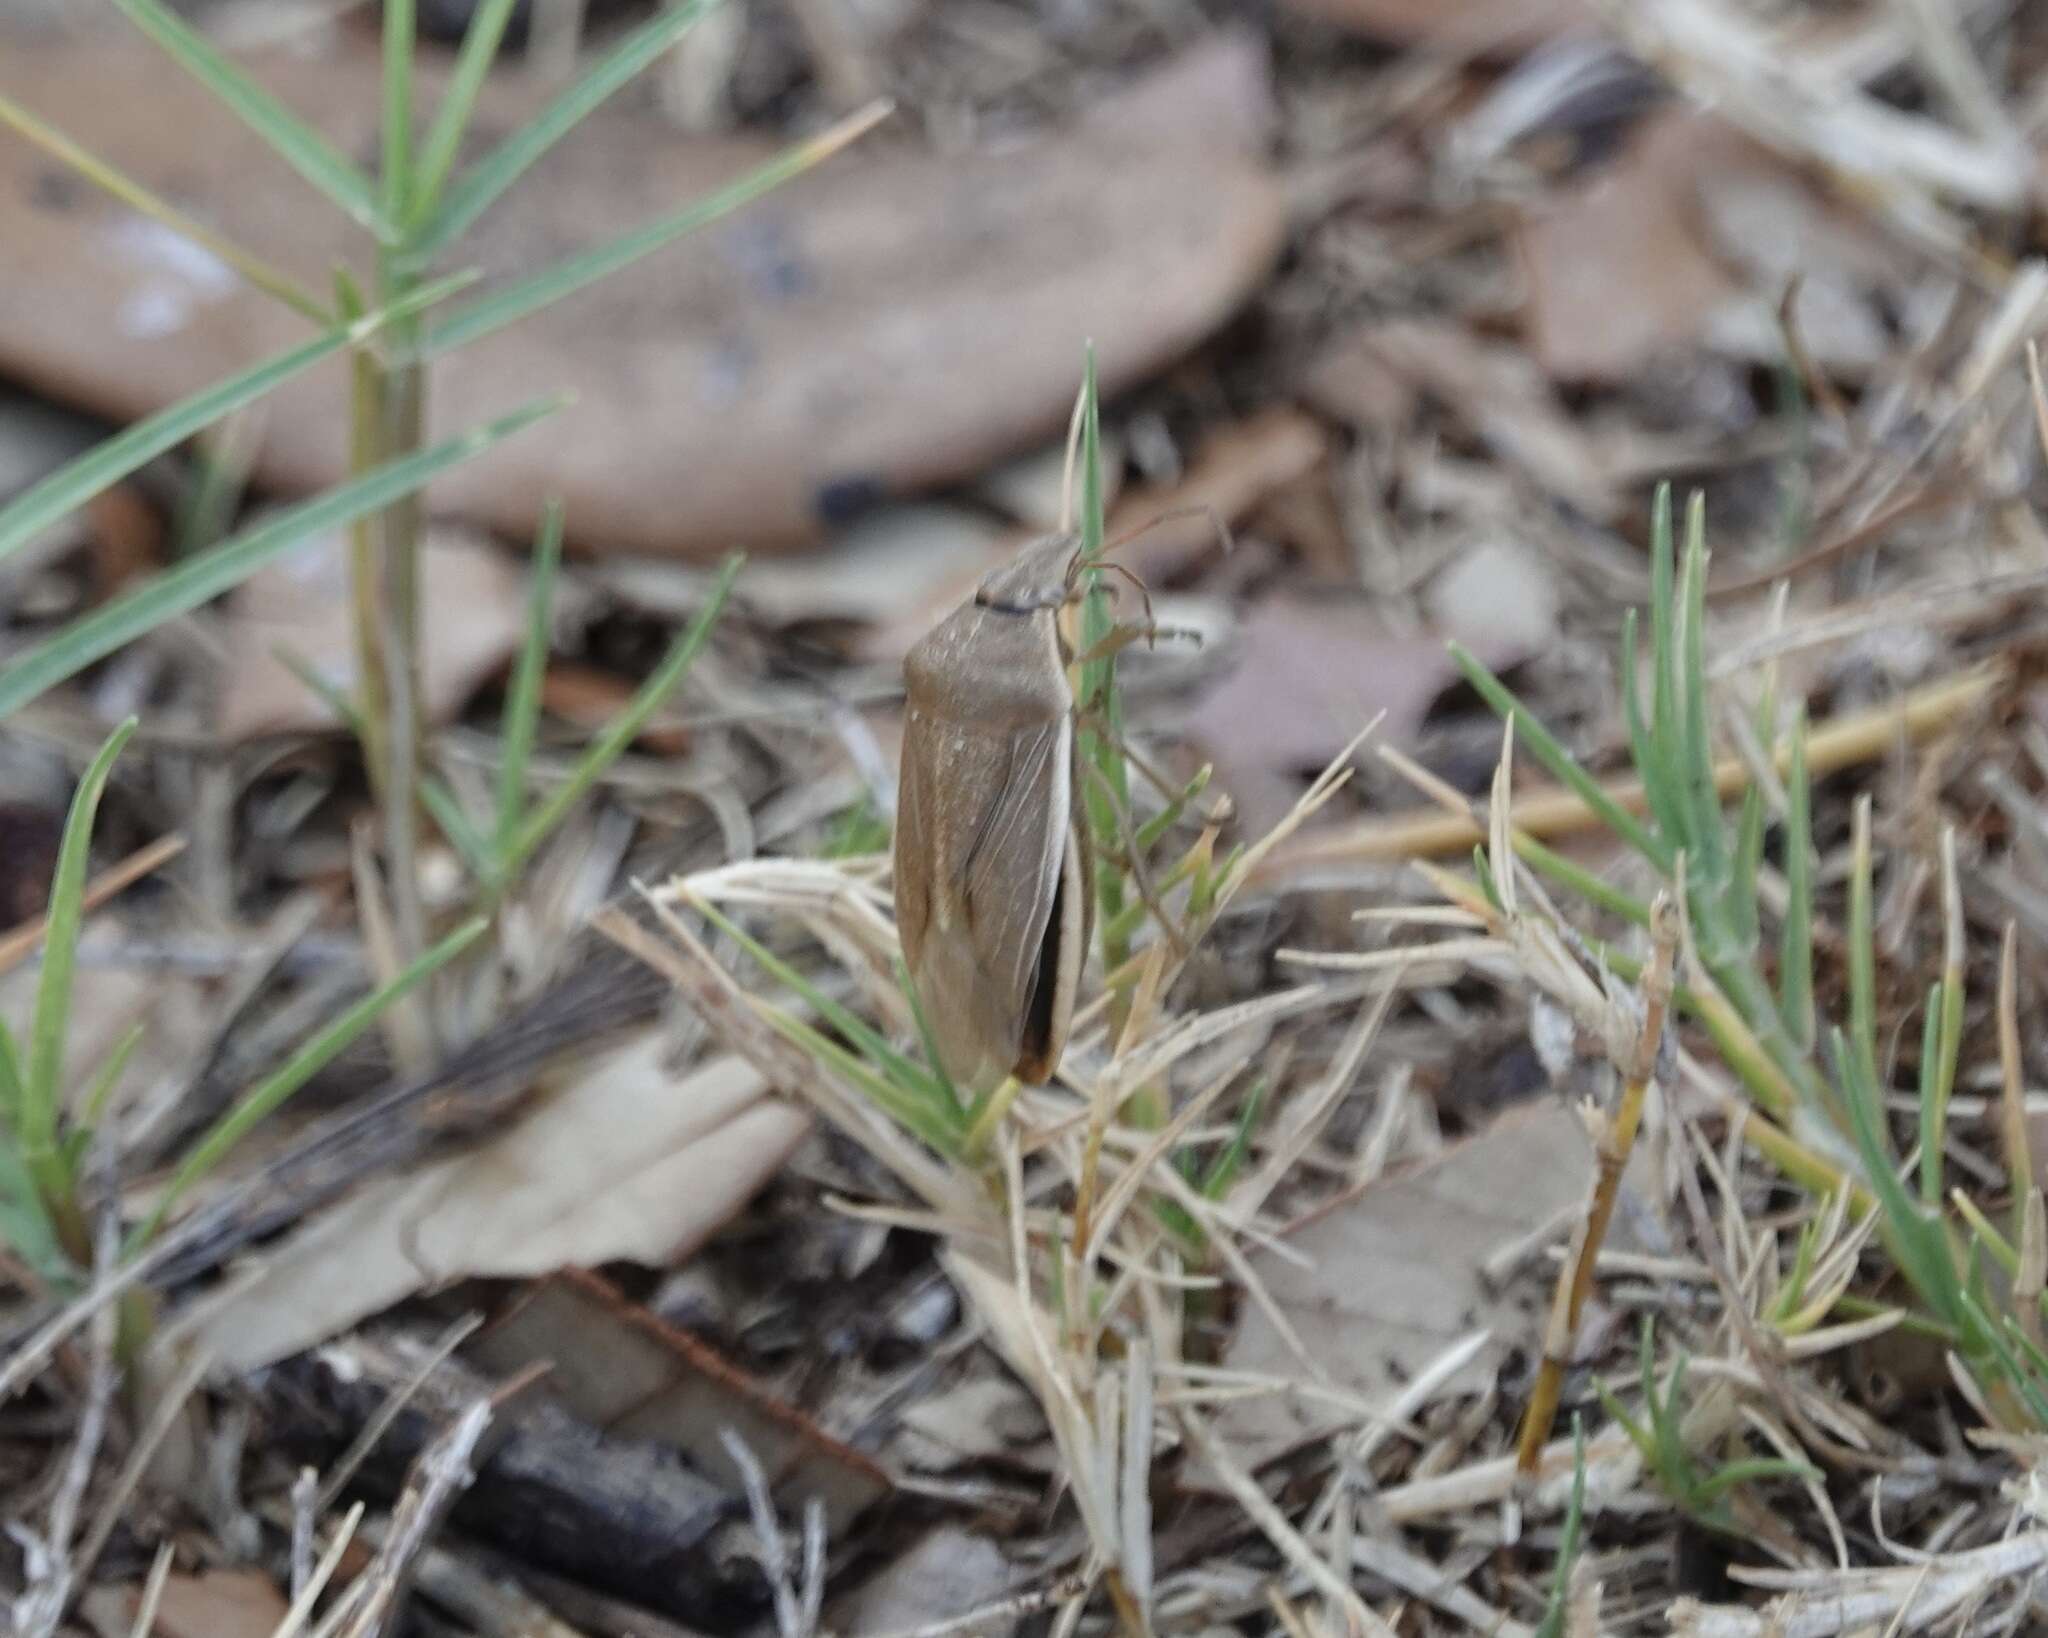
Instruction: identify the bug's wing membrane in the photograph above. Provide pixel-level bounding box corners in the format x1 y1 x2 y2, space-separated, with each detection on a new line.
900 716 1069 1095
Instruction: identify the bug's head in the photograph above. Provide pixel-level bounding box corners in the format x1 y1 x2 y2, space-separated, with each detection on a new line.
976 531 1086 615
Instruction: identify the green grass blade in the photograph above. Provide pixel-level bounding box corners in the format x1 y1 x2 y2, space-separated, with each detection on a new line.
1649 484 1679 764
1200 1080 1266 1198
0 1133 67 1288
496 553 739 879
424 778 495 882
22 721 136 1198
1449 645 1670 869
692 895 948 1109
0 1020 23 1130
133 916 487 1249
1917 986 1946 1207
0 398 561 721
79 1021 147 1133
1848 798 1877 1089
1620 609 1684 846
1728 785 1764 953
420 104 884 357
414 0 720 256
1778 712 1814 1050
0 291 454 567
408 0 521 229
383 0 416 225
496 498 565 852
1534 1420 1588 1638
1690 1457 1823 1503
109 0 388 237
1676 494 1727 886
897 959 963 1115
0 90 331 324
1076 347 1134 970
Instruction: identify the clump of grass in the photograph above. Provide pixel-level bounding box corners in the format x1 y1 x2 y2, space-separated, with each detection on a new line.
610 357 1380 1629
0 724 481 1302
1594 1319 1819 1539
1434 483 2048 1431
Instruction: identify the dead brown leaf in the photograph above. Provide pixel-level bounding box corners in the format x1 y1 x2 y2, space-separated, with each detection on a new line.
212 525 529 741
175 1036 805 1370
1316 321 1617 517
1215 1102 1593 1469
0 30 1285 557
1176 559 1545 834
1517 110 1899 382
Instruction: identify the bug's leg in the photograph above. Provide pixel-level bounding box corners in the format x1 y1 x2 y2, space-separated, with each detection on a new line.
1073 706 1233 823
1082 759 1190 956
1070 620 1201 667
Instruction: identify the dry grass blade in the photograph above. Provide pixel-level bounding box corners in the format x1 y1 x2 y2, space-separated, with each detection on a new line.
1267 664 2001 871
1178 1407 1394 1638
333 1398 493 1638
0 832 186 976
1517 894 1680 1476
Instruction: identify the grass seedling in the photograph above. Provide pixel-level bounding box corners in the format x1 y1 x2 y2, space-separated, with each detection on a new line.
1596 1319 1819 1538
3 0 882 959
1441 483 2048 1429
0 724 482 1300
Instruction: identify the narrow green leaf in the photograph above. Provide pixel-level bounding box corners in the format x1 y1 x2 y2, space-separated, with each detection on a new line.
421 104 882 357
1676 494 1727 885
1200 1080 1266 1199
383 0 416 224
496 498 564 852
109 0 388 236
23 721 137 1172
1620 608 1684 846
693 895 948 1111
415 0 721 256
0 1021 22 1130
79 1021 147 1132
1076 346 1133 969
1649 484 1680 758
1512 832 1652 927
1133 764 1210 855
1449 644 1670 869
134 916 487 1248
496 553 739 880
0 282 470 567
1777 712 1814 1050
0 90 331 324
1916 985 1946 1207
423 778 495 882
898 958 963 1115
1848 798 1877 1090
408 0 522 230
1691 1458 1822 1503
1534 1420 1588 1638
1728 784 1764 952
0 398 561 721
0 1134 67 1288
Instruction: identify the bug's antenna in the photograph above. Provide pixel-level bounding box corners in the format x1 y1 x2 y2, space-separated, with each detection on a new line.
1103 502 1235 559
1075 558 1157 633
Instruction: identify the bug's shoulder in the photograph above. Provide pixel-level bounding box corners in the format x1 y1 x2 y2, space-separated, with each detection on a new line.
905 598 1070 723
